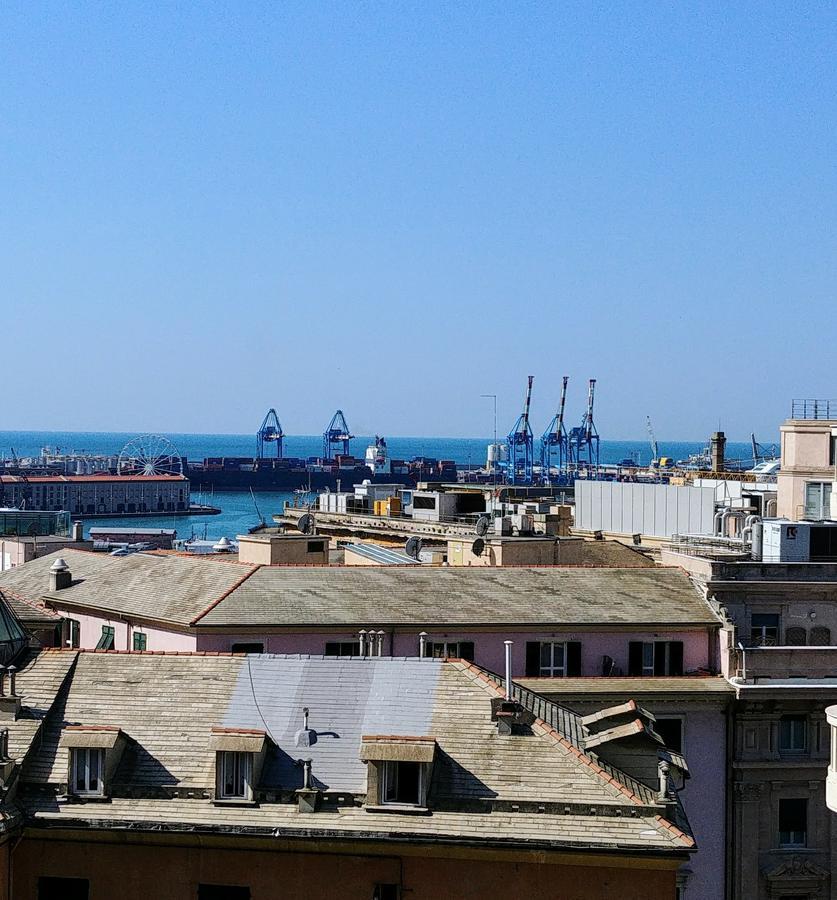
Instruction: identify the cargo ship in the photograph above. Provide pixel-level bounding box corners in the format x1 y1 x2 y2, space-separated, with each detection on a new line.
185 437 457 492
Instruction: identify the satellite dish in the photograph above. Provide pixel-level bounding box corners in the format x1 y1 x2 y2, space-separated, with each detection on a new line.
472 537 485 557
405 536 423 560
298 513 314 535
475 515 490 536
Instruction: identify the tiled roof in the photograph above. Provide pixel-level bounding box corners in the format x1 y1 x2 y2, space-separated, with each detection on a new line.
0 549 254 627
518 676 735 696
0 588 61 626
199 565 717 628
18 652 693 854
0 551 719 631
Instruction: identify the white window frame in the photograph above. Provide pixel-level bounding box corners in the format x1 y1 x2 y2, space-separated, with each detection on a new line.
218 751 253 800
71 747 105 796
804 482 832 520
539 641 567 677
430 641 461 658
381 760 426 807
641 642 655 676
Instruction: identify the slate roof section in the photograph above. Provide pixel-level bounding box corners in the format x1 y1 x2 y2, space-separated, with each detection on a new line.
517 676 735 697
0 589 61 627
199 566 717 628
0 549 255 627
19 652 693 854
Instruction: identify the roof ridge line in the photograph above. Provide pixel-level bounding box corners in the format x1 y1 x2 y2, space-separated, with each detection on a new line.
188 564 261 625
451 660 660 810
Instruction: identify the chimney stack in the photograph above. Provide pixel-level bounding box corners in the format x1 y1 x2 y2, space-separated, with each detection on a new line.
49 558 72 592
71 521 84 542
710 431 726 472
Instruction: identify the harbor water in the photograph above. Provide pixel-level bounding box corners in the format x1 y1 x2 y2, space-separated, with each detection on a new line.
0 431 770 541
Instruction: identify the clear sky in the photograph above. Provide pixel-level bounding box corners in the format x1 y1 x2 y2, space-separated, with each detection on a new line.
2 2 834 440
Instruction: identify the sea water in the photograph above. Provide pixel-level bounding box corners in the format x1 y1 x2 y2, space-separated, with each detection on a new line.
0 431 772 541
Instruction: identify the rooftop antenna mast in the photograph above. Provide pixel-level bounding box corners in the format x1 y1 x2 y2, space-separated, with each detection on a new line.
506 375 534 485
256 409 284 459
540 376 569 483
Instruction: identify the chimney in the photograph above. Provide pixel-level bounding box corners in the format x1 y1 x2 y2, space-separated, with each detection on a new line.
0 668 21 722
49 558 72 592
504 640 513 700
296 758 320 813
71 521 84 542
419 632 428 658
710 431 726 472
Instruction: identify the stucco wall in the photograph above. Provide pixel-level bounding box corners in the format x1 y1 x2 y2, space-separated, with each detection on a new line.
196 628 713 675
13 838 679 900
54 606 195 652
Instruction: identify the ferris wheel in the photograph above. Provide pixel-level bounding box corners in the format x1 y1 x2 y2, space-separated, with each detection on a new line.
117 435 183 477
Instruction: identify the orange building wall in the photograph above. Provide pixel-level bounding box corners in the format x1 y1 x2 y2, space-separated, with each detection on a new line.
13 837 678 900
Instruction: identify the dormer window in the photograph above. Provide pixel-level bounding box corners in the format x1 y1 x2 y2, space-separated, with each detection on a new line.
360 736 436 811
209 727 267 805
59 726 125 800
71 747 105 796
219 751 253 800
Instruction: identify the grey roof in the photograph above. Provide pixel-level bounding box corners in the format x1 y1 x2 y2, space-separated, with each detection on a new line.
199 565 716 628
0 549 255 627
0 588 61 627
18 652 693 853
518 676 735 697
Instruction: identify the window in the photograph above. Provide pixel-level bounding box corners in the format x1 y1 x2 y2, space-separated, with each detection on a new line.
307 540 324 553
373 886 399 900
412 496 436 509
778 798 807 847
525 641 582 677
198 887 251 900
779 716 807 752
750 614 779 647
810 626 832 646
38 877 90 900
785 626 807 646
95 626 115 651
804 482 832 520
383 760 424 806
71 747 105 796
429 641 474 661
655 718 684 753
132 632 147 651
219 751 253 800
230 642 264 654
325 641 361 656
627 641 684 676
67 619 80 649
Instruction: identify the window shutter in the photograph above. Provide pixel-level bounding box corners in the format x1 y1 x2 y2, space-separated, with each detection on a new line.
458 641 475 662
566 641 582 677
525 642 541 677
627 641 643 676
653 641 667 676
668 641 684 676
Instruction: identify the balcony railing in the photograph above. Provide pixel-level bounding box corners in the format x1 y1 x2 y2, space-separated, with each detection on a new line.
734 645 837 680
791 399 837 420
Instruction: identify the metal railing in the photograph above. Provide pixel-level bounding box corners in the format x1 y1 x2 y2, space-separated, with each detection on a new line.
791 399 837 420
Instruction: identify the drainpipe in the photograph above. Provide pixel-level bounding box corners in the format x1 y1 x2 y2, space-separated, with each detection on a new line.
737 642 746 681
714 508 727 536
504 640 513 700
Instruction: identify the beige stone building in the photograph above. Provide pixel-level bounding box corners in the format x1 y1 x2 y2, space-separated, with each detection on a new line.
777 402 837 521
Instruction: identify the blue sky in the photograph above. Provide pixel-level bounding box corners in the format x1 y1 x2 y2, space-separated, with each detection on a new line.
2 2 834 440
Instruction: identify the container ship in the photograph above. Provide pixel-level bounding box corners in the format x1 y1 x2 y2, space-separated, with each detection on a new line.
186 436 457 492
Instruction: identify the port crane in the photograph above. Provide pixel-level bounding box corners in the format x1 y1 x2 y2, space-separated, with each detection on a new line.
256 409 284 459
506 375 535 484
567 379 600 472
322 410 353 460
646 416 659 466
540 376 569 483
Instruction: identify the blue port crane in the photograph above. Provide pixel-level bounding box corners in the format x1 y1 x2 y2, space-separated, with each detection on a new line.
506 375 535 484
540 376 570 483
323 410 353 460
256 409 284 458
568 378 600 471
